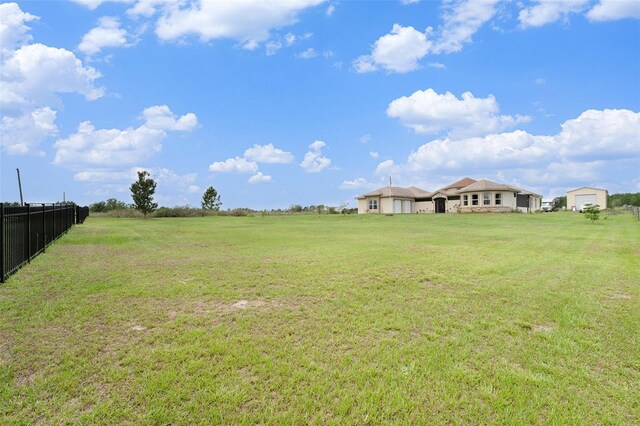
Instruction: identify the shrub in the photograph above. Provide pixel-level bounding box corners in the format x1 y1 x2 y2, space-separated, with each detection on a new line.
582 204 601 223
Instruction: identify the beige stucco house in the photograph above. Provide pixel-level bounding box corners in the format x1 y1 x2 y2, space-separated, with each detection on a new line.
357 177 542 214
567 187 608 211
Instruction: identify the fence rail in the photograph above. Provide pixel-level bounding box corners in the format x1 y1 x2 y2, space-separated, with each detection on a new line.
1 203 89 283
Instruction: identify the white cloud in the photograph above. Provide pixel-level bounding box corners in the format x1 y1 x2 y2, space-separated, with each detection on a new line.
427 62 446 69
369 151 380 159
326 4 336 16
53 105 197 168
209 157 258 174
284 32 297 46
301 140 331 173
360 134 372 143
265 41 282 56
400 0 420 4
376 159 396 175
70 0 134 10
243 143 294 163
387 88 530 138
354 1 499 73
73 168 138 182
2 43 104 108
354 24 431 73
384 109 640 188
587 0 640 21
340 178 375 190
298 47 318 59
154 0 325 49
0 3 105 156
78 16 128 55
433 0 499 53
0 107 57 156
142 104 198 131
519 0 590 28
126 0 168 18
0 2 38 55
248 172 272 184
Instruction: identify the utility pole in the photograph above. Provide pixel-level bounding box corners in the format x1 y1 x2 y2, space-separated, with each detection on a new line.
16 168 24 206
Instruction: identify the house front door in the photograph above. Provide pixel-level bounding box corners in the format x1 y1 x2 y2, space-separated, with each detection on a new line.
435 198 446 213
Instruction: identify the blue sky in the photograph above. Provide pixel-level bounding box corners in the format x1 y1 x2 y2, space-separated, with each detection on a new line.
1 0 639 209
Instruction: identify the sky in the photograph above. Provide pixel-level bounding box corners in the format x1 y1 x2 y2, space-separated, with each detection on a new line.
1 0 639 209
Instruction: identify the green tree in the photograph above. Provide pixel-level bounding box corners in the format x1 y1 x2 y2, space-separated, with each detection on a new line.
552 196 566 211
582 204 600 223
201 186 222 210
130 171 157 218
90 201 106 212
105 198 129 211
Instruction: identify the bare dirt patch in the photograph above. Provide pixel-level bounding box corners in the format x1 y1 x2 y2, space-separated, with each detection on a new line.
532 324 553 333
129 325 146 331
231 300 266 310
607 293 632 300
0 343 11 364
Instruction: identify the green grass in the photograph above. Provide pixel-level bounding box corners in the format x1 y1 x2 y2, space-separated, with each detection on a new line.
1 212 638 424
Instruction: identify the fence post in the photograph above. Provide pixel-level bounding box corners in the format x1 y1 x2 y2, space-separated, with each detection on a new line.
1 203 4 283
42 204 46 252
26 203 31 262
52 203 56 241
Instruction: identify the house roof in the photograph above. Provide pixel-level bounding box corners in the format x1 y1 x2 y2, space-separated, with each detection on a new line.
441 177 477 190
456 179 514 193
357 186 431 199
356 177 542 200
567 186 608 193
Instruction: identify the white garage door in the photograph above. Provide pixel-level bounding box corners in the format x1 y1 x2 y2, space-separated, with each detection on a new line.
394 200 403 213
575 194 597 210
403 200 412 214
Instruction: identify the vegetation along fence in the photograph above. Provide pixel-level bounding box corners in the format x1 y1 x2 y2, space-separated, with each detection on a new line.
0 203 89 283
627 205 640 222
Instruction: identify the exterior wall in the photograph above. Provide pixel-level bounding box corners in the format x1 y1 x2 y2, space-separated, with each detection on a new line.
567 188 607 210
380 197 394 214
446 199 461 213
530 196 541 211
459 191 517 212
357 196 381 214
415 201 433 213
357 198 368 214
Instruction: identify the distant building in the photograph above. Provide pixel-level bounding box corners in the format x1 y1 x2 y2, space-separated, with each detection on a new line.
357 177 542 214
566 187 608 211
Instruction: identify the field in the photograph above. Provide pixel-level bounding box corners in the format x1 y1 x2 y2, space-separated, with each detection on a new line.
1 212 638 424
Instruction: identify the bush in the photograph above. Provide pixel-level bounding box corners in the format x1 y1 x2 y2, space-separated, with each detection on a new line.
154 206 205 218
582 204 601 223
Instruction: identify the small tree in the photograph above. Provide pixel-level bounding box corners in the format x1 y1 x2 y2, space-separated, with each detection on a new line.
201 186 222 210
130 171 157 218
582 204 600 223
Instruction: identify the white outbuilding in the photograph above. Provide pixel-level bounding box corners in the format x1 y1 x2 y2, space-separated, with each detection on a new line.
567 187 608 211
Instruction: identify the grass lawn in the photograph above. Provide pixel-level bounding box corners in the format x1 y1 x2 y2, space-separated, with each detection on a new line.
1 212 638 424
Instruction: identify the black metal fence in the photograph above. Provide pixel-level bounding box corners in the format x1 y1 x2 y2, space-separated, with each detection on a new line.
1 203 89 283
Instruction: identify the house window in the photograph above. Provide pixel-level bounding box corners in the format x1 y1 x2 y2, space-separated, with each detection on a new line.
368 199 378 210
463 195 468 206
472 194 478 206
483 193 491 205
495 193 502 205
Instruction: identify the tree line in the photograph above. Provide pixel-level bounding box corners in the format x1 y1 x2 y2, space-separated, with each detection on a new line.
89 170 357 217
